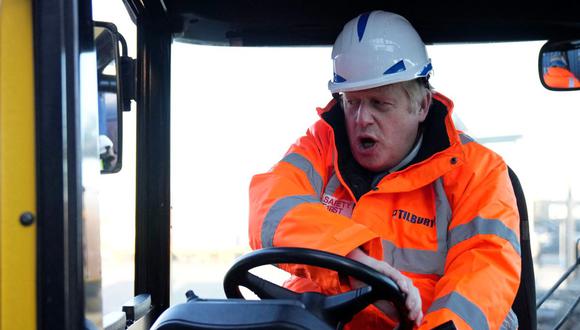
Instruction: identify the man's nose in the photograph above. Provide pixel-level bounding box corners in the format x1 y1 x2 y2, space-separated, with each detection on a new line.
354 102 374 126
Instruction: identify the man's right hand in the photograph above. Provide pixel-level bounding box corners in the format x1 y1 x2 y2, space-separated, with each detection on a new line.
346 248 423 327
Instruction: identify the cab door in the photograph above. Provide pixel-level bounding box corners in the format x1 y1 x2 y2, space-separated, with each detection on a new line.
33 0 102 328
0 0 101 328
0 0 36 327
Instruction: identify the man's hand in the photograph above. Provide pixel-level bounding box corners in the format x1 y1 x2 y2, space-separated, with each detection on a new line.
346 248 423 326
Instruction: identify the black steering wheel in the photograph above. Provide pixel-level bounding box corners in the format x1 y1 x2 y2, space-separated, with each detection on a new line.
223 247 412 330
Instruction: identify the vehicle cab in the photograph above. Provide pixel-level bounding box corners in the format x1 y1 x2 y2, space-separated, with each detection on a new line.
1 1 579 329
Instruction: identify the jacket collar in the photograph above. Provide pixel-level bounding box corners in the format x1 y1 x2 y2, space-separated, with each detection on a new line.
319 92 464 199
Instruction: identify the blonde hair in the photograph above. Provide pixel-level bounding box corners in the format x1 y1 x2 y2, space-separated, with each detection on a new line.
340 78 432 113
399 79 432 113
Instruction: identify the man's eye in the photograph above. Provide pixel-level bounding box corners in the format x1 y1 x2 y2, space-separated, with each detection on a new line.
344 99 359 108
373 99 392 110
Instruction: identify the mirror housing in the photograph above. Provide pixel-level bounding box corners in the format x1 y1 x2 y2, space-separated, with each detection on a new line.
94 21 135 174
539 40 580 91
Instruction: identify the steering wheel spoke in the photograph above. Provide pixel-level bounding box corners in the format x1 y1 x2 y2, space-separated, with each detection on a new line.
240 272 299 300
323 286 376 321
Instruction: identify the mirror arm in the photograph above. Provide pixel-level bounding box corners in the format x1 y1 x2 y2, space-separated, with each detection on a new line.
120 55 136 112
114 28 135 112
117 30 129 57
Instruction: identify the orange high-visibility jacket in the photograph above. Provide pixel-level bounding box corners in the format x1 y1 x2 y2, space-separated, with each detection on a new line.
544 66 580 88
249 92 521 330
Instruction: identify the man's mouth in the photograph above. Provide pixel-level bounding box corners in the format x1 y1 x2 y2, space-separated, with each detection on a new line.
359 137 377 149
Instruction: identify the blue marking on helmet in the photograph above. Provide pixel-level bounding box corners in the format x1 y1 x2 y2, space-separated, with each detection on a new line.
384 60 406 75
551 60 567 68
549 54 567 68
418 63 433 76
357 12 371 42
334 73 347 83
550 61 566 68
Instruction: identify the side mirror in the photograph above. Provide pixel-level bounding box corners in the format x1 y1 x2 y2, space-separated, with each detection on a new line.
539 40 580 91
94 21 134 173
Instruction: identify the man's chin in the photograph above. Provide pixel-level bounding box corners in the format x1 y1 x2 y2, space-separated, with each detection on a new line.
355 157 390 173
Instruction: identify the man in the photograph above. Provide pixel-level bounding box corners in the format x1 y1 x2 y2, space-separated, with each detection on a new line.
543 53 580 88
99 134 117 171
249 11 521 330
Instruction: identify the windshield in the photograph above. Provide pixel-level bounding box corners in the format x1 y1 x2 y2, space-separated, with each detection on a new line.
169 40 580 327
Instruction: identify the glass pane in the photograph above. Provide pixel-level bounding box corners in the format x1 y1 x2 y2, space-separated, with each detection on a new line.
92 0 137 318
170 45 328 302
171 40 580 328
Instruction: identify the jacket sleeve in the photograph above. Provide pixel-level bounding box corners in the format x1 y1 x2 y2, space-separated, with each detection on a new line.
249 121 380 287
420 147 521 330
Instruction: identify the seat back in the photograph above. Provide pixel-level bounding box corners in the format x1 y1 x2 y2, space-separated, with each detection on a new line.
150 298 334 330
508 167 537 330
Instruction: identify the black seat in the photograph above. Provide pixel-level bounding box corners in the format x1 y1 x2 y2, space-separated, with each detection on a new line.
508 167 537 330
150 298 335 330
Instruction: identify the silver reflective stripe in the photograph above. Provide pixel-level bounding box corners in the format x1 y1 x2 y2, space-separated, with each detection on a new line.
281 153 324 197
261 195 320 248
570 77 575 88
428 292 490 330
448 216 521 255
382 178 450 275
459 133 475 145
500 309 518 330
323 173 341 197
382 240 445 275
434 178 451 253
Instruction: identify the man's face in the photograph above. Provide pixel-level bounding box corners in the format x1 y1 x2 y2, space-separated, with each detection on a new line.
343 83 429 172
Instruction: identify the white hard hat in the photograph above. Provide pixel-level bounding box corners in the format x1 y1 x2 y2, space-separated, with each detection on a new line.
99 134 113 154
549 54 567 67
328 11 432 93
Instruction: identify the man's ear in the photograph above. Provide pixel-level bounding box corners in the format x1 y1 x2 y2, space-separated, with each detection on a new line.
418 92 432 122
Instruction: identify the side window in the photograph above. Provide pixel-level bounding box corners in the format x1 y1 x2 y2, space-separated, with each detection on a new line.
92 0 138 318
